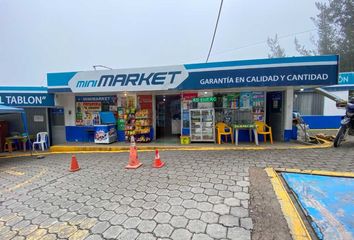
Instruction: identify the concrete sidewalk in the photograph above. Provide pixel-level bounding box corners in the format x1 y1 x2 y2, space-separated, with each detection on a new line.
50 140 331 152
0 146 353 240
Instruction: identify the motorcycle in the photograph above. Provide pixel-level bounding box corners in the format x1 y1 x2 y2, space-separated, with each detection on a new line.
333 100 354 147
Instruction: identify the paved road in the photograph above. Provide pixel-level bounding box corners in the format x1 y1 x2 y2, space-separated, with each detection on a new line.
0 146 353 240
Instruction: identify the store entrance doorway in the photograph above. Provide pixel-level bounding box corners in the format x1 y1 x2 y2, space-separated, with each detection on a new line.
266 91 284 141
49 108 65 145
156 95 181 142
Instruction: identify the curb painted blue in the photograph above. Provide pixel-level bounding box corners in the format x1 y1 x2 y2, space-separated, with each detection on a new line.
283 129 293 142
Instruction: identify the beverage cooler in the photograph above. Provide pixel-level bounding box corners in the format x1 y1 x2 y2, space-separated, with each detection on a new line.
189 109 215 142
94 112 117 144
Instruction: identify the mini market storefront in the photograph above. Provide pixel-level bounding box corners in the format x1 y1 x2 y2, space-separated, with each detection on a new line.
47 55 338 144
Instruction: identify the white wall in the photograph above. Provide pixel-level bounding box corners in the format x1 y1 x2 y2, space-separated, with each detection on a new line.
284 88 294 131
55 93 76 126
323 90 347 116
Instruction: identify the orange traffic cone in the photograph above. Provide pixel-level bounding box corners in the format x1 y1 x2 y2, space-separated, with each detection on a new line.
69 154 80 172
126 137 143 169
153 149 165 168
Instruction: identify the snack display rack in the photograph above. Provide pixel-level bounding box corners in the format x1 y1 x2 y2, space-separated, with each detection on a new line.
124 108 136 142
134 109 152 143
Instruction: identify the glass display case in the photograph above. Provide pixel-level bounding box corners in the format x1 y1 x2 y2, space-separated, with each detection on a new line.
189 109 215 142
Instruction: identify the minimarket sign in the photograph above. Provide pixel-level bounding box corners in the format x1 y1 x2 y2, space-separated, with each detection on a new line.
47 55 339 93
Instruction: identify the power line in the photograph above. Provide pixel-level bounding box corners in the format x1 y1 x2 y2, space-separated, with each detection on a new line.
194 28 317 64
206 0 224 63
212 28 317 56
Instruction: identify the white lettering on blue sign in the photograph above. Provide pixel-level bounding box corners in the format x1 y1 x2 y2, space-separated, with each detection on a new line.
0 95 47 105
199 74 329 86
339 76 349 84
338 73 354 85
286 74 328 81
200 77 234 85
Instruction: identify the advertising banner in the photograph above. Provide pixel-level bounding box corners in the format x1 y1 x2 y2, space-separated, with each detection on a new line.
75 102 101 126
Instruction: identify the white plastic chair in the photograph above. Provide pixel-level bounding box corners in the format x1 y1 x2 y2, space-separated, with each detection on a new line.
32 132 49 151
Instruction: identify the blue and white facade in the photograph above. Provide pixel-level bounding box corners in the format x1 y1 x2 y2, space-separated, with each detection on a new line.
47 55 339 143
322 72 354 116
0 86 54 107
299 72 354 129
0 86 57 145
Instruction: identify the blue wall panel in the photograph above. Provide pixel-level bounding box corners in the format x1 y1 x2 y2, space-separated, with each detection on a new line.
302 115 341 129
66 126 95 142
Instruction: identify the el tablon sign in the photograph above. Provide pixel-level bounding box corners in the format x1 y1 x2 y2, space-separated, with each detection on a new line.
0 93 54 107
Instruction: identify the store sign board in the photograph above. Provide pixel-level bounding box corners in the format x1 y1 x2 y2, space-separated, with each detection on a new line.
48 55 339 92
0 93 54 107
75 96 117 104
138 95 152 110
338 72 354 85
68 65 189 93
181 92 198 100
192 97 217 103
178 65 338 90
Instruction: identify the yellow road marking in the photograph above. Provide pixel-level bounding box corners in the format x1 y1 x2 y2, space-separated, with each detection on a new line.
265 168 312 240
4 169 25 176
276 168 354 178
0 141 333 159
69 230 89 240
9 167 47 192
0 213 19 222
26 228 47 240
0 167 47 193
79 218 97 229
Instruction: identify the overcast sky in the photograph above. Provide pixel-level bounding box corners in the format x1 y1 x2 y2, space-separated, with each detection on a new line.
0 0 324 87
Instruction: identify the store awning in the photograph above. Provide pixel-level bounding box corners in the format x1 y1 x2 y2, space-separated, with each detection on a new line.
0 105 29 142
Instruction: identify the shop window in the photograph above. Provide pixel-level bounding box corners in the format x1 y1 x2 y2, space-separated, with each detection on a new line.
181 93 198 134
75 96 117 126
293 92 324 115
214 91 265 125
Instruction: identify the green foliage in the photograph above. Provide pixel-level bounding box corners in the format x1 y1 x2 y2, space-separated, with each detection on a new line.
267 34 286 58
297 0 354 71
294 37 317 56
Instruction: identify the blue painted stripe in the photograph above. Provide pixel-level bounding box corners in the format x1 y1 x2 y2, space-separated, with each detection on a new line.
184 55 338 70
301 115 341 129
322 85 354 91
0 86 48 91
47 88 72 93
47 72 77 86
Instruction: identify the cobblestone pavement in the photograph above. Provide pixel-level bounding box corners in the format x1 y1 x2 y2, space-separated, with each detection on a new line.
0 146 353 240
